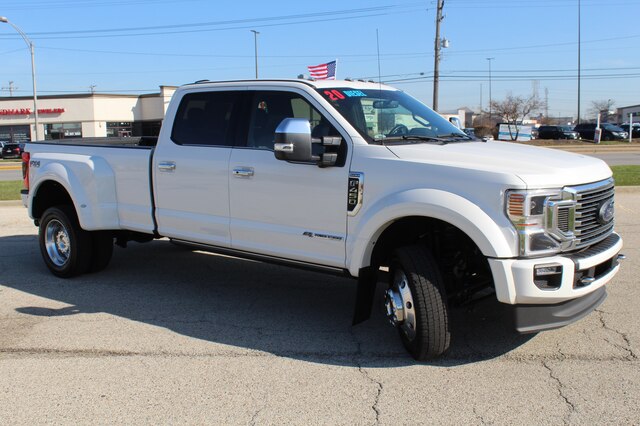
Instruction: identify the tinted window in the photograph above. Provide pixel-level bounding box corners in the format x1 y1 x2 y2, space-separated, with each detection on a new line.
603 124 623 131
171 91 241 146
246 91 338 150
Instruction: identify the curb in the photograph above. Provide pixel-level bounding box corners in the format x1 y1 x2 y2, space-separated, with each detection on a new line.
614 186 640 193
0 200 24 207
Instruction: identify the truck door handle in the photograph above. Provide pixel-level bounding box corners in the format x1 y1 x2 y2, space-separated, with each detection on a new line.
158 161 176 172
233 167 254 178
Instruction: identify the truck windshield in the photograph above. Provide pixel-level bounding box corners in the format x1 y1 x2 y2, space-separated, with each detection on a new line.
317 88 470 144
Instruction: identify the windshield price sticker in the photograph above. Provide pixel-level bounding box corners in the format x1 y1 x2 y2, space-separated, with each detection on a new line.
323 89 368 101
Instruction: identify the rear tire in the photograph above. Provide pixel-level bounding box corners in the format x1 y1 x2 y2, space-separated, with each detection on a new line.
386 244 451 360
39 205 93 278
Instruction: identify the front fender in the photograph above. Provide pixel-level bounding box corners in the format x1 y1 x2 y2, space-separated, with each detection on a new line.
346 188 517 277
30 156 119 230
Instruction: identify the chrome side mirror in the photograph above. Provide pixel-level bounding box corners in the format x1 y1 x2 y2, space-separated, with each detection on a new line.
274 118 313 162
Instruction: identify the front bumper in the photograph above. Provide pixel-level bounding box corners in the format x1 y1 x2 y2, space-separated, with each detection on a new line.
511 286 607 333
488 233 622 305
488 233 622 333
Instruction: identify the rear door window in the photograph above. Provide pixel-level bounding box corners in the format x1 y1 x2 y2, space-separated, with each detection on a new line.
171 91 242 146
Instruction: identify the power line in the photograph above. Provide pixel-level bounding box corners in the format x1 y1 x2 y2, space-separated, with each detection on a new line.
0 4 424 40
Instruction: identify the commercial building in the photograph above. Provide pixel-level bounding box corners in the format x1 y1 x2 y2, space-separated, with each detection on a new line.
617 104 640 124
0 86 176 143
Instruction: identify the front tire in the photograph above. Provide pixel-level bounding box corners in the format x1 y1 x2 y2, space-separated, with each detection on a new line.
39 205 93 278
386 245 451 360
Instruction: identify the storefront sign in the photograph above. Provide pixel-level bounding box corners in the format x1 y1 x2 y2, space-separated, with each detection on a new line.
0 108 65 116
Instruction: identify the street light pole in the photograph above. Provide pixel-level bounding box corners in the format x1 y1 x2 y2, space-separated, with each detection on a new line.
486 57 494 123
0 16 40 141
250 30 260 79
577 0 581 124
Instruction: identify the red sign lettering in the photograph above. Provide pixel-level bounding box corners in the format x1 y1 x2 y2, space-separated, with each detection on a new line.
0 108 31 116
0 107 65 116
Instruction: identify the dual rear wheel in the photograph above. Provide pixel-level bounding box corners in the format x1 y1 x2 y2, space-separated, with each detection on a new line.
39 205 114 278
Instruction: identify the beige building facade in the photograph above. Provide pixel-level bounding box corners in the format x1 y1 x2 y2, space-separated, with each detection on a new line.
0 86 176 143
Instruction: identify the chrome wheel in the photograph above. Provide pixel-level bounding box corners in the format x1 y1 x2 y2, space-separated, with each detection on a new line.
45 219 71 267
385 269 417 341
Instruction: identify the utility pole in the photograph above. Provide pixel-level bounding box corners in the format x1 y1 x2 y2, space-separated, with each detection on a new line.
1 81 17 96
545 87 549 119
432 0 444 111
486 57 494 123
250 30 260 79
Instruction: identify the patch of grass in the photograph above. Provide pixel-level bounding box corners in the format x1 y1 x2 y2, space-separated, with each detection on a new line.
0 180 22 201
612 165 640 186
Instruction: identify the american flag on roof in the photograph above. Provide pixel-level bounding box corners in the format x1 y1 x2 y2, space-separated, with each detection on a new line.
307 60 337 80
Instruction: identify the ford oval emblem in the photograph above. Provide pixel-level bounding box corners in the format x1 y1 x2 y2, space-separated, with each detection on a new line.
598 199 615 224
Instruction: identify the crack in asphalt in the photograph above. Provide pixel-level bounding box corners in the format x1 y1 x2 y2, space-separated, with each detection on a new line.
249 403 266 426
2 346 640 364
350 329 382 425
543 361 576 425
472 406 488 425
595 309 638 360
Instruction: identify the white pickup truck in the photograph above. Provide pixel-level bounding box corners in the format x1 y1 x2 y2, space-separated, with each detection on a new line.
21 79 623 360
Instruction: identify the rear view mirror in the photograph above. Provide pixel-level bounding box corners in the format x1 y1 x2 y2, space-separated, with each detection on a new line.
372 100 399 109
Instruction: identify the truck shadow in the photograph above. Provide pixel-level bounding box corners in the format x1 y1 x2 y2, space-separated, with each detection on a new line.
0 235 534 367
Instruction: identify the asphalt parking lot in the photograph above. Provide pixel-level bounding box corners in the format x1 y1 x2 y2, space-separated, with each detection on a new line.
0 192 638 424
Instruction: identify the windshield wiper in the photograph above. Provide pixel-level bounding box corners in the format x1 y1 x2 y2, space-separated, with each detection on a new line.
374 135 447 144
436 132 473 140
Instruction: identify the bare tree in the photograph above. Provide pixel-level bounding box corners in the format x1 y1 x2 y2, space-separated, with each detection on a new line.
490 94 544 140
588 99 615 122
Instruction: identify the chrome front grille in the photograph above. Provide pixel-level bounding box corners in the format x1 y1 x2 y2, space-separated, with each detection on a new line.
567 178 615 249
557 208 570 233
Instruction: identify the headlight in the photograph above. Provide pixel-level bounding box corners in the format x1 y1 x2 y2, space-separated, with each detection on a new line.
506 189 576 257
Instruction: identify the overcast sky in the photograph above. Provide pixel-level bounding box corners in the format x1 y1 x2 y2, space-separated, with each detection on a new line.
1 0 638 119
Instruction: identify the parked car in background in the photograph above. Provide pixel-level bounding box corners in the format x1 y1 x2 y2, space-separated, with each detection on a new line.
462 128 476 138
1 143 24 159
574 123 628 141
618 123 640 138
537 125 581 140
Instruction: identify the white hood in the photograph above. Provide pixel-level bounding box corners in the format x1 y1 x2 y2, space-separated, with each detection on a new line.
385 141 612 188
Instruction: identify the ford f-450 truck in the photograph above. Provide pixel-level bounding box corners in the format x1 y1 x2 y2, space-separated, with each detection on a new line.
21 79 623 360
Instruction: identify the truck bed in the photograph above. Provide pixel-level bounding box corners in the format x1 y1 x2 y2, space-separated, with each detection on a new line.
27 136 158 148
26 138 157 235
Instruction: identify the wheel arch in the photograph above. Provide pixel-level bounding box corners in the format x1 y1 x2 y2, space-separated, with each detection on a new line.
29 158 120 230
346 188 516 276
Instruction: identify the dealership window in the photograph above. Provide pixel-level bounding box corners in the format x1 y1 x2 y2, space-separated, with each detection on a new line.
0 125 31 144
107 122 133 137
132 120 162 137
45 123 82 140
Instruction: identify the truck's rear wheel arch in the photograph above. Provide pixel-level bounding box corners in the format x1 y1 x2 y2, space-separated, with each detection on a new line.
371 216 492 300
32 180 74 220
